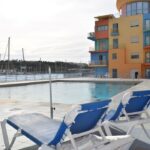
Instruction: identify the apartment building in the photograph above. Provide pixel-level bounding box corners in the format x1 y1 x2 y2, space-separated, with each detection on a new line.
88 0 150 78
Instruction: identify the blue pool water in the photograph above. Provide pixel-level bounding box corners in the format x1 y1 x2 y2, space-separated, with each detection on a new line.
0 82 136 104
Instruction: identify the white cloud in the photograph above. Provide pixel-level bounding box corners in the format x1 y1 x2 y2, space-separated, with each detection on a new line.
0 0 118 63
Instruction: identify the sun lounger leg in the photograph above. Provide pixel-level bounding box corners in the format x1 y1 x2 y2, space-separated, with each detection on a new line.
67 131 78 150
103 121 112 136
141 124 150 139
145 110 150 118
9 129 21 149
1 120 10 150
98 126 106 140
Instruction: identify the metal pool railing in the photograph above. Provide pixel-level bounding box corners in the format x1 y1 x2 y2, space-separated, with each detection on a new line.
0 73 64 82
0 72 95 83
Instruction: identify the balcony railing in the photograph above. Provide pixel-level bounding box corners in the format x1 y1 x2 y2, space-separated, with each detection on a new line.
89 47 95 52
89 47 108 53
89 60 108 66
111 29 119 36
87 32 95 41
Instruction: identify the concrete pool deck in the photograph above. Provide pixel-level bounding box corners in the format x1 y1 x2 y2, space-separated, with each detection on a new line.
0 78 150 149
0 77 142 87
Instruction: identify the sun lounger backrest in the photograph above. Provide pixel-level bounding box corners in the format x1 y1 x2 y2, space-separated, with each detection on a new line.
132 90 150 96
70 100 111 134
49 100 111 146
70 107 107 134
81 100 111 111
125 96 150 113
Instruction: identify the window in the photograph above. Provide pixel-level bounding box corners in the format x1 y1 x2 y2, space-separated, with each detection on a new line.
145 20 150 31
131 52 139 59
100 39 108 50
99 55 103 61
112 23 118 32
95 39 108 50
95 40 100 51
112 53 117 60
145 69 150 78
113 39 118 49
131 36 139 43
112 69 118 78
131 3 137 15
130 20 139 27
137 2 142 14
143 2 149 14
145 35 150 46
126 2 150 16
145 52 150 63
127 4 131 16
97 25 108 31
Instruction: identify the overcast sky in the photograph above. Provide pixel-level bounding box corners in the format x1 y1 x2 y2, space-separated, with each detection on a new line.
0 0 117 63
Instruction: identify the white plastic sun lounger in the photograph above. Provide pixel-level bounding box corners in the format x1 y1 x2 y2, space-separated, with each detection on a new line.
1 100 134 150
101 91 150 138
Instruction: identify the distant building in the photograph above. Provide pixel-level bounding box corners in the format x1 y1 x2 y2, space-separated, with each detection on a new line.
88 0 150 79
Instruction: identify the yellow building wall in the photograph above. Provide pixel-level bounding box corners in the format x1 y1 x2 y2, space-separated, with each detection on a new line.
109 49 141 78
109 15 143 78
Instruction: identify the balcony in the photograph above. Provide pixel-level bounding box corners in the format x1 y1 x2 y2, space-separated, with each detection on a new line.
111 29 119 36
89 47 108 53
87 32 95 41
89 60 108 67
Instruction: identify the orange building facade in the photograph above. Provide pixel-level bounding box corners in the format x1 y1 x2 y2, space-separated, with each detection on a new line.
88 0 150 78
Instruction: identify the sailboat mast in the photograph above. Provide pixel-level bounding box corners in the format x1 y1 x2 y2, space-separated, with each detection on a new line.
22 48 25 61
7 37 10 74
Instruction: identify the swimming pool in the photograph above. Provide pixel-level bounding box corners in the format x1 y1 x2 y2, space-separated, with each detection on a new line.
0 82 137 104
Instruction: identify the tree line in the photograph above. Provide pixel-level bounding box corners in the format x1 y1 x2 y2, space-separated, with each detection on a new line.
0 60 88 74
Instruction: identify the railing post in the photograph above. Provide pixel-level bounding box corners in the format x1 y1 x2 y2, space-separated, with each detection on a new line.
34 73 36 80
15 73 17 81
49 67 53 119
5 74 7 82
